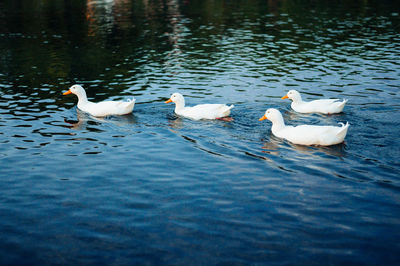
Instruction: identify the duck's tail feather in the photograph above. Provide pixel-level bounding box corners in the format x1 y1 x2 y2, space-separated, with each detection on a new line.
337 122 349 138
221 104 234 116
117 97 136 113
332 99 347 113
339 99 348 108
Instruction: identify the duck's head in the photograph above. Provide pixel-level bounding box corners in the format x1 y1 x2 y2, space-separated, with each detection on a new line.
165 92 185 104
259 108 283 123
63 84 86 96
281 90 301 102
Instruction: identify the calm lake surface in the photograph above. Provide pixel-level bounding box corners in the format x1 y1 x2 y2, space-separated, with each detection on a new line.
1 0 400 264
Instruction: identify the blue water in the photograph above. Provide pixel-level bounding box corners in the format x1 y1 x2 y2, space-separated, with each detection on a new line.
1 0 400 264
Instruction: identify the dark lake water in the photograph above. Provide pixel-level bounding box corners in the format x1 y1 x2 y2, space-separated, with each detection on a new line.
1 0 400 264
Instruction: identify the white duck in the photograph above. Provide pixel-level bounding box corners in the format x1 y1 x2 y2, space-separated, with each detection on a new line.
63 85 135 117
165 92 234 120
282 90 347 114
259 108 349 146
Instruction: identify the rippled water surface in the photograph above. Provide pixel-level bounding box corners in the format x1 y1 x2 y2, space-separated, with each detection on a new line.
1 0 400 264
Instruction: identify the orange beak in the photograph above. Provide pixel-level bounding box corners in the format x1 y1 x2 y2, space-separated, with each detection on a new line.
63 90 72 95
281 95 288 100
165 99 172 103
259 115 267 121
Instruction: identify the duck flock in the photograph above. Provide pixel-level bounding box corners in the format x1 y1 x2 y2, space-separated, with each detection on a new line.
63 84 349 146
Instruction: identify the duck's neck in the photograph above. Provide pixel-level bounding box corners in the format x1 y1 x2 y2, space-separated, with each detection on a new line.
174 99 185 112
76 90 89 107
292 94 303 103
271 115 286 134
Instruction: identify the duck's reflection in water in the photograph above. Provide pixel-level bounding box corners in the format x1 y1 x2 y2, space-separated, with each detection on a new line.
290 142 347 158
167 116 184 131
262 133 347 159
64 108 137 131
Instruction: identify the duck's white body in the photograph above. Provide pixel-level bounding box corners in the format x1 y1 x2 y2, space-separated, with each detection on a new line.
282 90 347 114
259 108 349 146
165 93 233 120
63 85 135 117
